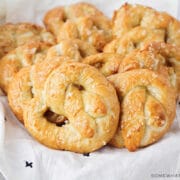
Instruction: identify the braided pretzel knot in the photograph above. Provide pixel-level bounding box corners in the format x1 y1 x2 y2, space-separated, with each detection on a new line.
23 62 120 153
118 42 179 93
103 27 164 56
0 42 52 93
46 39 97 61
108 69 176 151
44 2 112 51
0 23 55 58
113 3 180 46
83 53 123 76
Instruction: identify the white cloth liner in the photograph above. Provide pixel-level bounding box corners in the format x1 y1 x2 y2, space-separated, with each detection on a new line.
0 0 180 180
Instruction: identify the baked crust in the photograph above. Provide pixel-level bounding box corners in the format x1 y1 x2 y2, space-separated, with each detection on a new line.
23 62 120 153
118 42 179 94
46 39 97 61
104 27 164 55
44 2 112 51
83 53 123 76
1 38 97 94
0 42 51 93
112 3 180 46
108 69 176 151
0 23 55 58
31 56 73 98
8 56 72 123
7 38 98 122
8 67 32 122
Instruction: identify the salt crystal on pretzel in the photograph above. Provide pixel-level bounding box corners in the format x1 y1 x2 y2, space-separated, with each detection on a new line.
44 2 112 51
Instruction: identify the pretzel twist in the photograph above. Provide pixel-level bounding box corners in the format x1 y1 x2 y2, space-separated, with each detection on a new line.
0 42 52 93
143 43 180 94
46 39 97 61
44 2 112 51
23 62 120 153
118 42 179 94
83 53 123 76
103 27 164 56
112 3 180 46
108 69 176 151
0 23 55 58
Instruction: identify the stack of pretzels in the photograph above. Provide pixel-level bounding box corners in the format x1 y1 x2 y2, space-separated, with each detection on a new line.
0 2 179 153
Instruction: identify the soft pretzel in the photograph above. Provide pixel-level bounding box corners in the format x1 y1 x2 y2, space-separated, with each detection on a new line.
23 62 120 153
8 56 72 123
107 69 176 151
103 27 164 56
0 23 55 58
113 3 180 46
43 2 112 51
0 42 51 93
83 53 123 76
46 39 97 61
118 42 179 94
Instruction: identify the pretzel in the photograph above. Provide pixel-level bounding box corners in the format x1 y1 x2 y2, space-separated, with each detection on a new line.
8 56 72 123
0 42 51 93
107 69 176 151
43 2 112 51
23 62 120 153
0 23 55 58
118 42 179 94
103 27 164 56
46 39 97 61
83 53 123 76
112 3 180 46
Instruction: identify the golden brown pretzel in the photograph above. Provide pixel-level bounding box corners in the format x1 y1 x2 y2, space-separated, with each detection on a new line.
0 23 55 58
83 53 123 76
103 27 164 56
23 62 120 153
44 2 112 51
0 42 51 93
46 39 97 61
113 3 180 46
107 69 176 151
118 42 179 93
